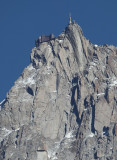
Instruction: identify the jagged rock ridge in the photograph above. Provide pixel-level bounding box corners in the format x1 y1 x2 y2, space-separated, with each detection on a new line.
0 22 117 160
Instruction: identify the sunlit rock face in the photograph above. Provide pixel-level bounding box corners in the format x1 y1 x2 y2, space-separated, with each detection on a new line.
0 22 117 160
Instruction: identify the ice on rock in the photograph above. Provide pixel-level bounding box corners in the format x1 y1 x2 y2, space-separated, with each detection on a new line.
51 90 57 93
94 44 98 47
47 130 75 160
0 99 6 105
65 130 74 139
17 74 35 86
88 133 95 138
97 93 105 96
0 99 6 110
109 79 117 87
0 128 12 142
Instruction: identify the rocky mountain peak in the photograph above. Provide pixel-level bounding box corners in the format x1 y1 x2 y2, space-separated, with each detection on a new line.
0 22 117 160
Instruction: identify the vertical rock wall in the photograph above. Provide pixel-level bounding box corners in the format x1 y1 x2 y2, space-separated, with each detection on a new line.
0 22 117 160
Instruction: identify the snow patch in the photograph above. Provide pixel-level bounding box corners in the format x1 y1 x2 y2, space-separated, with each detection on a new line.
15 128 20 131
83 132 95 142
42 65 52 75
48 147 58 160
56 39 63 44
66 94 70 99
0 99 6 105
89 66 93 70
18 75 35 86
48 130 75 160
65 130 74 139
89 60 99 70
84 108 87 111
97 93 105 96
88 132 95 138
90 62 97 66
109 79 117 87
95 77 98 80
47 65 51 70
0 99 6 110
51 90 57 93
94 44 98 47
0 127 22 143
58 40 63 43
1 128 12 138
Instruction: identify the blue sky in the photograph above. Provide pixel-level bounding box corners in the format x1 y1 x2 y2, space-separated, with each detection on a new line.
0 0 117 101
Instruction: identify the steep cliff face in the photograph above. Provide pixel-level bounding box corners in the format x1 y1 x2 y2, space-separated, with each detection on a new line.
0 22 117 160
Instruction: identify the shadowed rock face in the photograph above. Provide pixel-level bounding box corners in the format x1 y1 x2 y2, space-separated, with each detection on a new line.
0 22 117 160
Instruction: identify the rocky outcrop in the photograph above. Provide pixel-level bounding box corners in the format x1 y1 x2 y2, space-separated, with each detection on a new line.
0 22 117 160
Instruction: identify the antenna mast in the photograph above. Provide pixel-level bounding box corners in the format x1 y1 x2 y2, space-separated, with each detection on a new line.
69 13 72 24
